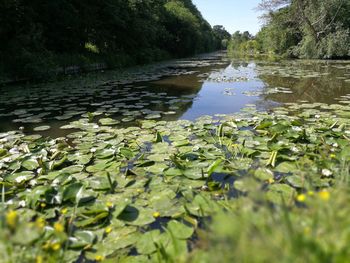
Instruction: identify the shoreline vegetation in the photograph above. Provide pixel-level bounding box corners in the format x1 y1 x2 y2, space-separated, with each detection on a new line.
228 0 350 59
0 50 226 87
0 0 230 84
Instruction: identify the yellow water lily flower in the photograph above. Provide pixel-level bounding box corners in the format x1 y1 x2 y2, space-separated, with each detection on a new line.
307 191 314 196
153 212 161 218
42 242 50 250
106 202 113 208
54 222 64 233
296 194 306 202
105 227 112 234
51 243 61 251
35 217 46 229
61 208 68 215
6 210 18 229
95 255 105 261
36 256 43 263
267 178 275 184
318 190 330 201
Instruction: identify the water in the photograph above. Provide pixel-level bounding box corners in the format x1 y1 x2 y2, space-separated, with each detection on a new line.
1 52 350 137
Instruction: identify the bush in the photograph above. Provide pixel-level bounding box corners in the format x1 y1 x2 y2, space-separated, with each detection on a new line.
319 27 350 59
295 35 319 59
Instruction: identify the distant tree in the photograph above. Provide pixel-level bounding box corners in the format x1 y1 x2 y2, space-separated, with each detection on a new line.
242 31 252 42
256 0 350 58
0 0 220 80
213 25 231 49
228 31 257 56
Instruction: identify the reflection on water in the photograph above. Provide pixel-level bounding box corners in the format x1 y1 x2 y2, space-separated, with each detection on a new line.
177 58 350 119
256 60 350 104
0 52 350 138
178 62 275 120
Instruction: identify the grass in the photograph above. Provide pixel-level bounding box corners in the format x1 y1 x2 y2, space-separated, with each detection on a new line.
188 185 350 263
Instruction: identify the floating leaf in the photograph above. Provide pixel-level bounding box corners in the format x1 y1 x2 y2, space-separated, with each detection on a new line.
62 183 84 202
167 220 194 239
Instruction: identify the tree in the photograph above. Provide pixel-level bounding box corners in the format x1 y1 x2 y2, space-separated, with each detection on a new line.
228 31 258 56
213 25 231 49
0 0 220 80
256 0 350 58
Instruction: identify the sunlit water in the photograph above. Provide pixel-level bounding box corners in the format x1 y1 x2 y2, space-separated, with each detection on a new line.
1 52 350 137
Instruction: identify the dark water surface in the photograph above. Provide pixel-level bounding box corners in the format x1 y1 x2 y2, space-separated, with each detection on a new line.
1 52 350 137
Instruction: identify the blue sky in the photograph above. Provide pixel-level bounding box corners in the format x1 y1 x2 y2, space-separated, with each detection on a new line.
192 0 263 35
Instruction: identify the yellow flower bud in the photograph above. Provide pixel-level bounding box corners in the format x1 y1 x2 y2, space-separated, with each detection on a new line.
61 208 68 215
51 243 61 251
36 256 43 263
153 212 161 218
106 202 113 208
296 194 306 202
35 217 46 229
267 178 275 184
105 227 112 234
95 255 105 261
54 222 64 233
318 190 330 201
42 242 50 250
307 191 314 196
6 210 18 229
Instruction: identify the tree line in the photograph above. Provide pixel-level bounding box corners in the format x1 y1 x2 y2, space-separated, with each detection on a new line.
229 0 350 59
0 0 229 81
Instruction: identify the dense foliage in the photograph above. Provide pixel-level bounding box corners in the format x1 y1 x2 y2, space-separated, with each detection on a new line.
212 25 231 50
0 0 225 81
228 31 259 56
228 0 350 59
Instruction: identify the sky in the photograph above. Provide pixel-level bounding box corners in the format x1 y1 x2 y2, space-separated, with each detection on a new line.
192 0 263 35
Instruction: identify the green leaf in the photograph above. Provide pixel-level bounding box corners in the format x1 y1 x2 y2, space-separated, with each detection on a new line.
118 206 155 226
62 183 84 202
119 147 134 159
75 212 109 227
70 230 96 249
275 162 297 173
167 220 194 239
286 175 304 188
207 159 223 177
155 131 163 143
266 184 296 205
0 148 8 158
254 168 274 181
22 158 39 171
136 230 167 255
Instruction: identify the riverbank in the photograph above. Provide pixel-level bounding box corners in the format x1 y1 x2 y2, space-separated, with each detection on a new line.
0 50 229 86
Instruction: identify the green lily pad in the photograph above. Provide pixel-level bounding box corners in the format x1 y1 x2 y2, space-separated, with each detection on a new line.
99 118 120 126
266 184 296 205
22 158 39 171
33 125 51 132
167 220 194 239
